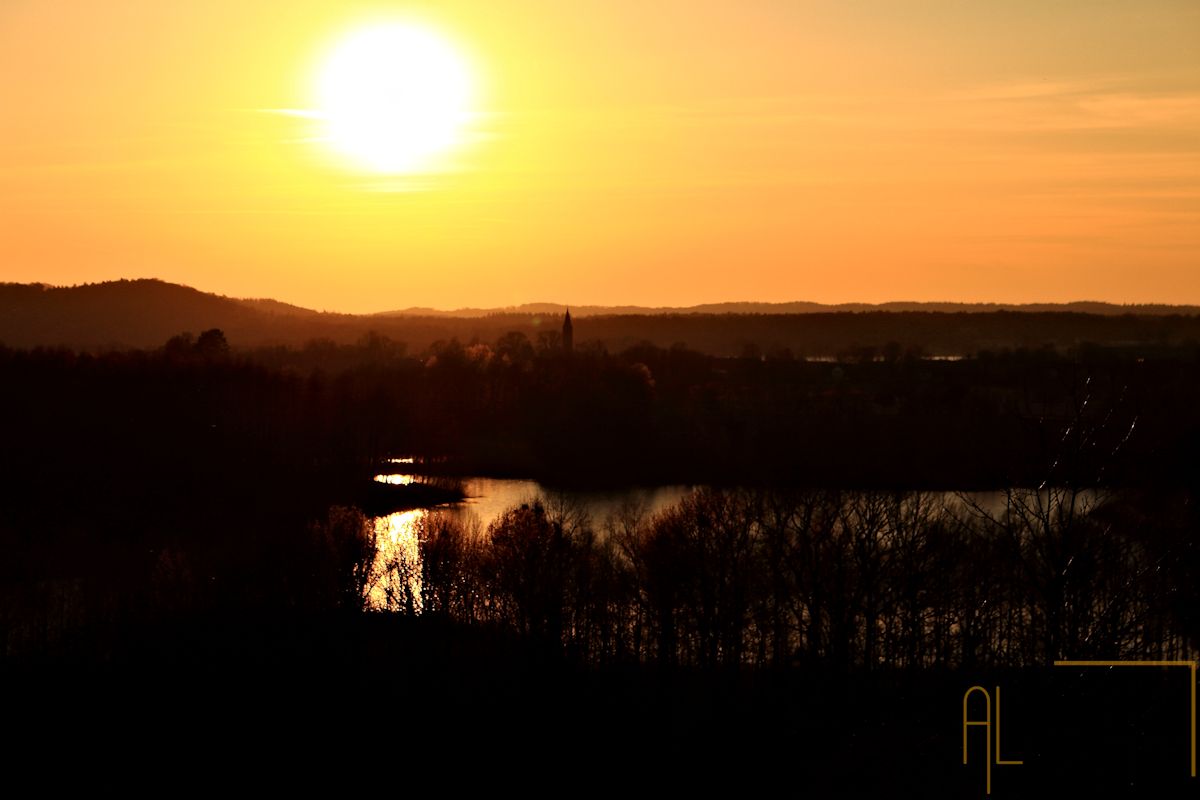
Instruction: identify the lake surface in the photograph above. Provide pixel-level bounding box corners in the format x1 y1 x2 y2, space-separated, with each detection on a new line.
365 473 696 609
365 471 1105 611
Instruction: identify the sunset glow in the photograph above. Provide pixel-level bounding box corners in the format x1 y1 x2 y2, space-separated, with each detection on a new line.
0 1 1196 311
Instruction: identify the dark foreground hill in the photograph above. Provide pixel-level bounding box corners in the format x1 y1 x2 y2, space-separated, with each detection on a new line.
3 278 1200 357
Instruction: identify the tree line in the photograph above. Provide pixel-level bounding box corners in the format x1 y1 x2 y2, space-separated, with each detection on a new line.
333 484 1199 671
0 333 1196 666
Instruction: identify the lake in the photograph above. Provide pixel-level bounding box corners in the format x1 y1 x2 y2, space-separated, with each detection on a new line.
366 472 697 609
365 469 1107 611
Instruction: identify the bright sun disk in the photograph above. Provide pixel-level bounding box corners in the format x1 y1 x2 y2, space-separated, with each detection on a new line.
314 22 476 175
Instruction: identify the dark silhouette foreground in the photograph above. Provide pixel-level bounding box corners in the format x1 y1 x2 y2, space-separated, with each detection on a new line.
0 334 1197 792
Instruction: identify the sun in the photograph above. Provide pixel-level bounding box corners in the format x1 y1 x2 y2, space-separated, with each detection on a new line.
313 22 477 175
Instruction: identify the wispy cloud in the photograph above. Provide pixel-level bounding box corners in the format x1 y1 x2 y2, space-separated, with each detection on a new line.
259 108 325 120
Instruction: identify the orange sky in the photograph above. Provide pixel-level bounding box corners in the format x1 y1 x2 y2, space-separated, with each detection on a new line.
1 0 1198 312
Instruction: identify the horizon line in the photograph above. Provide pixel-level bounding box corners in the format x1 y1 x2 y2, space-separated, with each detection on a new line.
9 277 1200 318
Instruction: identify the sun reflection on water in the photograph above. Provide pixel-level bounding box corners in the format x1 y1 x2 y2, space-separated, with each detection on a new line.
373 473 416 486
370 509 425 611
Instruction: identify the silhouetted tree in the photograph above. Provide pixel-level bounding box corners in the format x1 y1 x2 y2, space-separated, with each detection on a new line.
308 505 378 611
485 501 573 644
164 332 195 358
195 328 230 358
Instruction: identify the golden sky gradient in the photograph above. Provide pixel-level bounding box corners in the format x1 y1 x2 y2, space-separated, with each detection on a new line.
1 0 1197 312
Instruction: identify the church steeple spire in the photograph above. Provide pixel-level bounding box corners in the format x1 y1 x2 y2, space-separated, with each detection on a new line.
562 308 574 355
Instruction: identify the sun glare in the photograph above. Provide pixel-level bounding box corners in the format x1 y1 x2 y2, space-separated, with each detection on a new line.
313 22 477 175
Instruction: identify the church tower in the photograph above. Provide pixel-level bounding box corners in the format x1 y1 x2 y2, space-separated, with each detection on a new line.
562 308 574 355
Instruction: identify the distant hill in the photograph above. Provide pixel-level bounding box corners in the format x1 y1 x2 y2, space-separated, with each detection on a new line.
235 297 323 317
2 279 1199 356
377 300 1200 318
0 279 358 349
